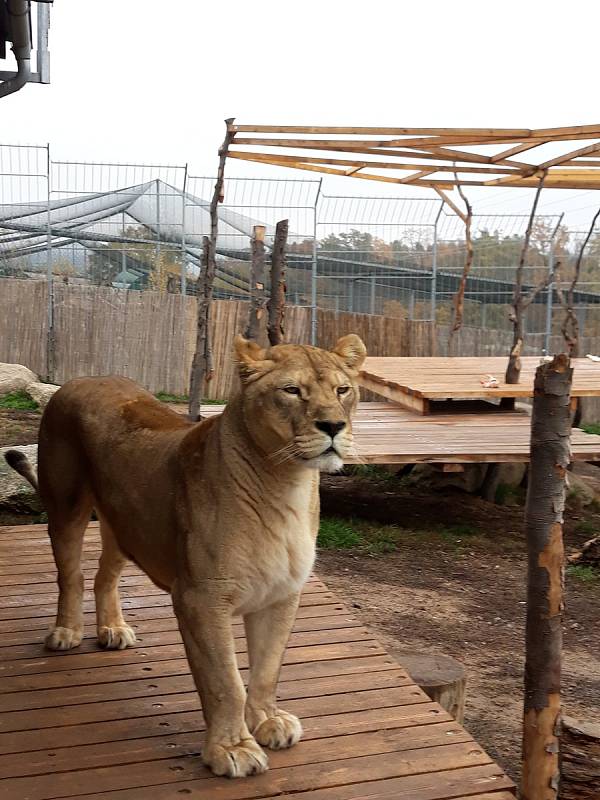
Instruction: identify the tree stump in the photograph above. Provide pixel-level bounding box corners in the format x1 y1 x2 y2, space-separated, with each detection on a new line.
390 650 467 723
560 716 600 799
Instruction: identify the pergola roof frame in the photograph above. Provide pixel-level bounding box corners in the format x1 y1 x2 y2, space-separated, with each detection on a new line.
225 122 600 194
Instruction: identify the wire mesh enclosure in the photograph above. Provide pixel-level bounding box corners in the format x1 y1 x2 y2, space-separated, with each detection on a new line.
1 142 600 354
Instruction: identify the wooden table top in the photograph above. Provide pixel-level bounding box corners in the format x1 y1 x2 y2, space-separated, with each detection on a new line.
0 522 515 800
360 356 600 399
198 403 600 464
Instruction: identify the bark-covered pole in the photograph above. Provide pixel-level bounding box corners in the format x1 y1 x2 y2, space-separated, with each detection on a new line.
522 353 572 800
561 206 600 358
245 225 267 341
188 237 211 421
506 173 546 384
267 218 288 346
188 119 235 421
448 179 473 357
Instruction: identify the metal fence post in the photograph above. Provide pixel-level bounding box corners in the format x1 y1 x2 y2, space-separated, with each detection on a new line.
155 178 161 280
311 179 322 345
431 204 443 323
369 275 376 315
544 213 564 353
45 142 54 381
180 164 188 297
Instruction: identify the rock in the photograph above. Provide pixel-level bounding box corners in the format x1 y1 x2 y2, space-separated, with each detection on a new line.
566 472 597 509
407 463 488 494
27 381 59 408
480 462 527 504
0 444 41 513
0 363 38 396
0 363 59 409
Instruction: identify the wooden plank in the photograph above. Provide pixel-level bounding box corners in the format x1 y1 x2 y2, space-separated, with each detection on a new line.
0 523 514 800
0 738 494 800
0 702 448 778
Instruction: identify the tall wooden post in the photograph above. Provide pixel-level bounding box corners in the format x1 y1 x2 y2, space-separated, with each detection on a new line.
188 119 235 421
522 353 572 800
267 219 288 346
245 225 267 341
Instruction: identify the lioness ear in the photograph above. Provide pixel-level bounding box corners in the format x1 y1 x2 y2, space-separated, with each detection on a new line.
333 334 367 371
233 335 270 382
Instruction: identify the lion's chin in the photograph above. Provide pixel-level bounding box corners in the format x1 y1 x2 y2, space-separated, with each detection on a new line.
301 452 344 474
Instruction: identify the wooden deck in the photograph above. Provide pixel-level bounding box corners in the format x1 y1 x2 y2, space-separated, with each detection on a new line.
200 403 600 464
0 523 516 800
360 356 600 413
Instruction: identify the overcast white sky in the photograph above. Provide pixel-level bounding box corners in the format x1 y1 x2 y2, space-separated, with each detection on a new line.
2 0 600 227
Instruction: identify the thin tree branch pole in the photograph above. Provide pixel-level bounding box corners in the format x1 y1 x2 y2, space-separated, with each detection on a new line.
188 237 210 421
561 206 600 357
267 219 289 346
245 225 267 341
188 118 235 421
448 178 473 356
505 173 546 384
522 353 572 800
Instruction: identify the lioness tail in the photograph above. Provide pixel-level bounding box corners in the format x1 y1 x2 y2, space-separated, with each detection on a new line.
4 450 38 491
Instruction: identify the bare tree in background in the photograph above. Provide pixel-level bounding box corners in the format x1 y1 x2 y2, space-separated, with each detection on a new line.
267 219 289 346
505 174 547 384
560 206 600 356
189 119 235 421
448 179 473 356
245 225 267 341
555 206 600 427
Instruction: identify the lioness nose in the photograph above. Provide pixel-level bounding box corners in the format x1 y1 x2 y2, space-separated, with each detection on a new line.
315 420 346 438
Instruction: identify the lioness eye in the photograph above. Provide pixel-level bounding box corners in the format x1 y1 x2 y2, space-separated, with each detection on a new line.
337 386 351 396
283 386 301 395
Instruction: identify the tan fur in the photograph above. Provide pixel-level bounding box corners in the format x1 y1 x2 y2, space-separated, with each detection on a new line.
28 334 366 778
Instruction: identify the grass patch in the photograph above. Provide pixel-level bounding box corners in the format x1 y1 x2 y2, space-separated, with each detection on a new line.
345 464 398 482
0 391 39 411
318 516 489 555
155 392 225 406
582 422 600 435
566 564 599 584
318 518 363 549
575 520 597 536
155 392 189 404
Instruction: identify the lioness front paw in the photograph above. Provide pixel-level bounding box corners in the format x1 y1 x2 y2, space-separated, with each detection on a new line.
202 737 268 778
97 624 137 650
250 709 303 750
45 626 83 651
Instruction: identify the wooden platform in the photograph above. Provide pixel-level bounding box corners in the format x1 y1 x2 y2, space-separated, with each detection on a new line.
360 356 600 413
0 523 515 800
200 403 600 464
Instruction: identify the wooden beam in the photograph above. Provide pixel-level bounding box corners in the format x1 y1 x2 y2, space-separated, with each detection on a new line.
230 124 535 136
227 152 456 188
227 150 521 175
434 188 467 222
399 168 437 184
489 140 549 163
537 141 600 170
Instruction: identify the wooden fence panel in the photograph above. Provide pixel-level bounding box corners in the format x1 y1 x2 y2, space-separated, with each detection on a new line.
3 279 600 421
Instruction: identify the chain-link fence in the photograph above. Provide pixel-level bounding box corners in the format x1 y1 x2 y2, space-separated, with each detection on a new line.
2 142 600 349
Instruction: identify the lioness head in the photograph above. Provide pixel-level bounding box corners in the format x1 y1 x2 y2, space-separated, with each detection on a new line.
233 334 366 473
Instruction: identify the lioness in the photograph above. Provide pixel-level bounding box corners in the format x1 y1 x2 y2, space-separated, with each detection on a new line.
5 334 366 778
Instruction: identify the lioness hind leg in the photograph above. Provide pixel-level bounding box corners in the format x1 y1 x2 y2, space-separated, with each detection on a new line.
94 518 136 650
45 504 92 651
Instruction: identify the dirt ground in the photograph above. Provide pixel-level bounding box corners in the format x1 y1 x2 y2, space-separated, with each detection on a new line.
0 408 40 447
319 475 600 784
1 406 599 784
